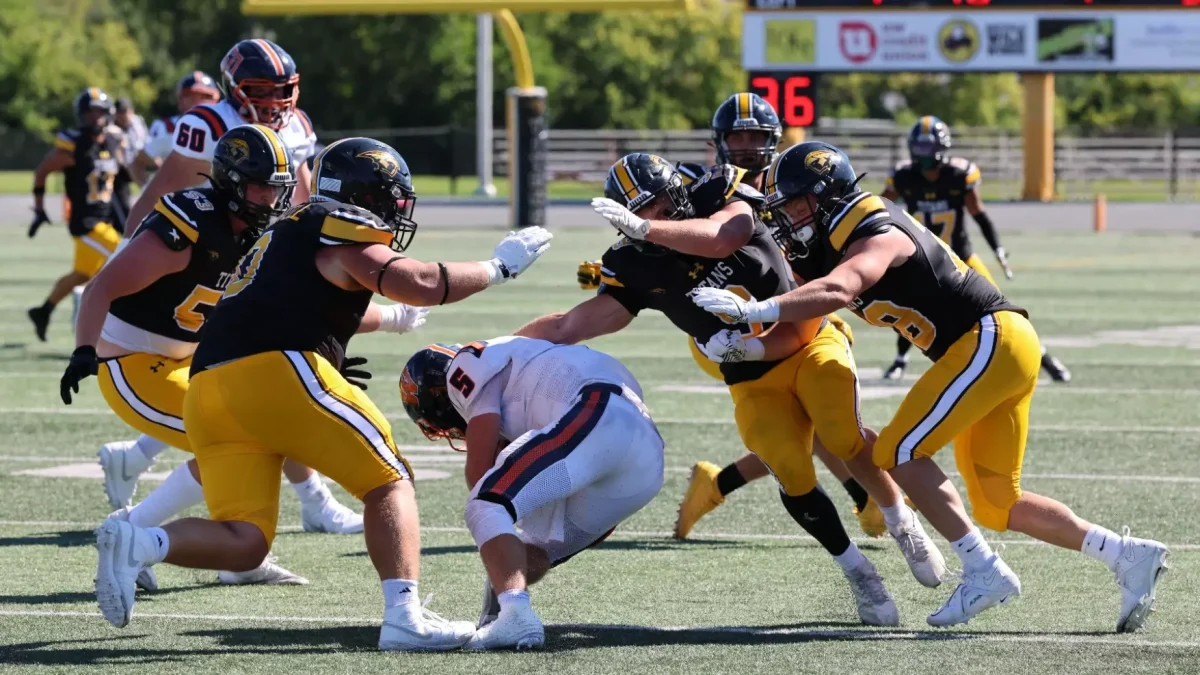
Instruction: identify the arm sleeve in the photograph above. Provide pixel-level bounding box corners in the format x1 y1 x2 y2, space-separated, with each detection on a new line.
973 211 1003 251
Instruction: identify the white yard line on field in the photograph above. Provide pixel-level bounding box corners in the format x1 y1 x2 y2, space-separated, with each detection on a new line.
0 610 1196 649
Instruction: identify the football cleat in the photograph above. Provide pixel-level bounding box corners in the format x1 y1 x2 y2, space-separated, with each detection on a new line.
478 577 501 628
882 359 906 381
674 461 725 539
300 496 364 534
465 600 545 651
28 305 51 342
844 561 900 626
1041 353 1072 383
1113 528 1168 633
106 507 159 591
98 440 155 509
853 498 886 538
379 597 476 652
217 555 308 585
888 510 946 588
94 517 157 627
927 554 1021 627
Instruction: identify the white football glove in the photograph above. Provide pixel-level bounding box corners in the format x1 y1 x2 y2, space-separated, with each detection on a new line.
591 197 650 240
375 303 429 334
690 287 779 325
488 226 553 284
698 330 765 364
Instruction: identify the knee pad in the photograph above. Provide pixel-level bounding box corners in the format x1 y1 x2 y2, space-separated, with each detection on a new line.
465 496 517 548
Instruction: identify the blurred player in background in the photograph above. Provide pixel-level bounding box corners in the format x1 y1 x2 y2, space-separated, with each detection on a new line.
134 72 223 178
402 336 665 650
92 138 552 651
579 93 885 540
27 88 127 342
881 116 1071 383
111 97 148 231
124 39 317 233
694 141 1167 632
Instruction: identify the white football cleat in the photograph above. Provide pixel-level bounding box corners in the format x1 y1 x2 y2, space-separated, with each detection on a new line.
889 511 947 588
301 497 364 534
98 440 154 509
106 507 159 591
465 601 545 651
478 577 501 628
928 554 1021 627
844 562 900 627
94 517 157 627
1113 528 1169 633
379 598 476 652
216 555 308 585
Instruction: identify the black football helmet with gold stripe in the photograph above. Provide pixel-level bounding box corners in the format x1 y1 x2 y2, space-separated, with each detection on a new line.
309 137 418 251
712 93 782 175
908 115 953 170
74 87 115 133
210 125 296 232
762 141 862 258
603 153 693 219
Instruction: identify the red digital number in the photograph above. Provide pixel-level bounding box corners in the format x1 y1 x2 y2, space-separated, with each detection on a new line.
953 0 991 5
749 76 779 118
782 76 814 127
174 123 206 152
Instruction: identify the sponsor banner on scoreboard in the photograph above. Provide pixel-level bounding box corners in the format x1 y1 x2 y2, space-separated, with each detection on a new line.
743 10 1200 71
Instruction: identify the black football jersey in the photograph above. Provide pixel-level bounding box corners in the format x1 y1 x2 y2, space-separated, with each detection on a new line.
599 165 792 385
191 200 390 375
885 157 980 261
792 192 1022 362
56 129 125 236
108 189 250 343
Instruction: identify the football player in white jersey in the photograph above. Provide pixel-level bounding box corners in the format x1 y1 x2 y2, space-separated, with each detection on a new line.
124 38 317 234
134 72 222 177
402 337 666 651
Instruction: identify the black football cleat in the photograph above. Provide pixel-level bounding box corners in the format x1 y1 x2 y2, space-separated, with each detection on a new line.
883 358 906 382
1041 352 1072 383
28 305 51 342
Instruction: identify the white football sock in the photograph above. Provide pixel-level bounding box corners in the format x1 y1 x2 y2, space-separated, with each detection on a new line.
498 588 531 611
128 461 205 527
135 435 169 462
951 528 994 570
880 502 912 531
833 542 869 573
894 353 909 364
145 527 170 564
382 578 419 611
290 472 331 506
1082 525 1124 571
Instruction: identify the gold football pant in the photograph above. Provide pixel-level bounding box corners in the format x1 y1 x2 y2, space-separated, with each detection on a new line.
73 222 121 277
965 254 997 287
874 310 1040 531
723 323 865 496
185 350 412 546
97 352 192 451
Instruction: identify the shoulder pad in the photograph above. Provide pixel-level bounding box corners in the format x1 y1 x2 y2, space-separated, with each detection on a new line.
294 108 315 136
675 161 711 185
825 193 891 252
730 182 765 208
599 245 633 287
891 159 914 177
54 130 80 152
314 202 394 246
947 156 981 189
146 191 209 249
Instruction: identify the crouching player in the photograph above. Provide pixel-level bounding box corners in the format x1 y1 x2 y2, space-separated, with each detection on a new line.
402 336 665 650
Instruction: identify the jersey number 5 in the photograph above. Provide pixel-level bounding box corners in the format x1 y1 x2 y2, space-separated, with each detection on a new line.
862 300 936 352
174 285 222 332
449 367 475 398
223 231 273 298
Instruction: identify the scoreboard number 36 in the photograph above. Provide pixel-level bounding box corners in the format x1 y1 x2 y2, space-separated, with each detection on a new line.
747 72 819 128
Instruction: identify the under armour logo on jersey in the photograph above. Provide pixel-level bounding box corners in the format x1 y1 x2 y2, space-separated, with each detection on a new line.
209 250 220 260
149 361 165 373
688 262 705 279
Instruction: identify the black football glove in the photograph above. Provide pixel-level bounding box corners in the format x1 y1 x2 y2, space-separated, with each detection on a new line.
60 346 99 404
341 356 372 390
29 208 50 239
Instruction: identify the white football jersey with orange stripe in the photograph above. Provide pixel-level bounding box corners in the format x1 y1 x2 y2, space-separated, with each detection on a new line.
169 99 316 167
446 336 643 443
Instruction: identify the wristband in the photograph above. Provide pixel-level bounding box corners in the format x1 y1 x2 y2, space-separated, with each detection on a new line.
482 259 506 286
747 297 781 324
375 304 403 333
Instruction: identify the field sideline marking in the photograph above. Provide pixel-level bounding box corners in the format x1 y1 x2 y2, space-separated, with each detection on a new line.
0 520 1195 550
0 610 1195 649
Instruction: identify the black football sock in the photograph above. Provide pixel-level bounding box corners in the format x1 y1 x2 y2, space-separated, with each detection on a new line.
894 335 912 362
716 464 748 497
40 300 55 313
780 485 852 556
842 479 870 512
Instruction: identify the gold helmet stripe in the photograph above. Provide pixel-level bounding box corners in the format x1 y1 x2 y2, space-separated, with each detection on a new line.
920 116 932 134
737 93 751 120
611 158 640 203
247 124 288 173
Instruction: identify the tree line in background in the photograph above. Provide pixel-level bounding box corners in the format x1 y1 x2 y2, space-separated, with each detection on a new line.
5 0 1200 141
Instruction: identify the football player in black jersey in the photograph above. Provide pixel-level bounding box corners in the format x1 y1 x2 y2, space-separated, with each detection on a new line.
583 94 884 540
90 136 552 651
523 153 947 626
694 142 1168 632
27 88 128 342
66 126 391 589
880 116 1071 383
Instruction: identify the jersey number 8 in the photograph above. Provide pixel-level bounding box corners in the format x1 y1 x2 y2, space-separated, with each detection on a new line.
861 300 936 352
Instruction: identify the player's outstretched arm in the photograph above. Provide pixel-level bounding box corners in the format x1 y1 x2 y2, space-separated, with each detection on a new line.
515 294 633 345
123 152 210 238
356 302 428 335
592 198 755 259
